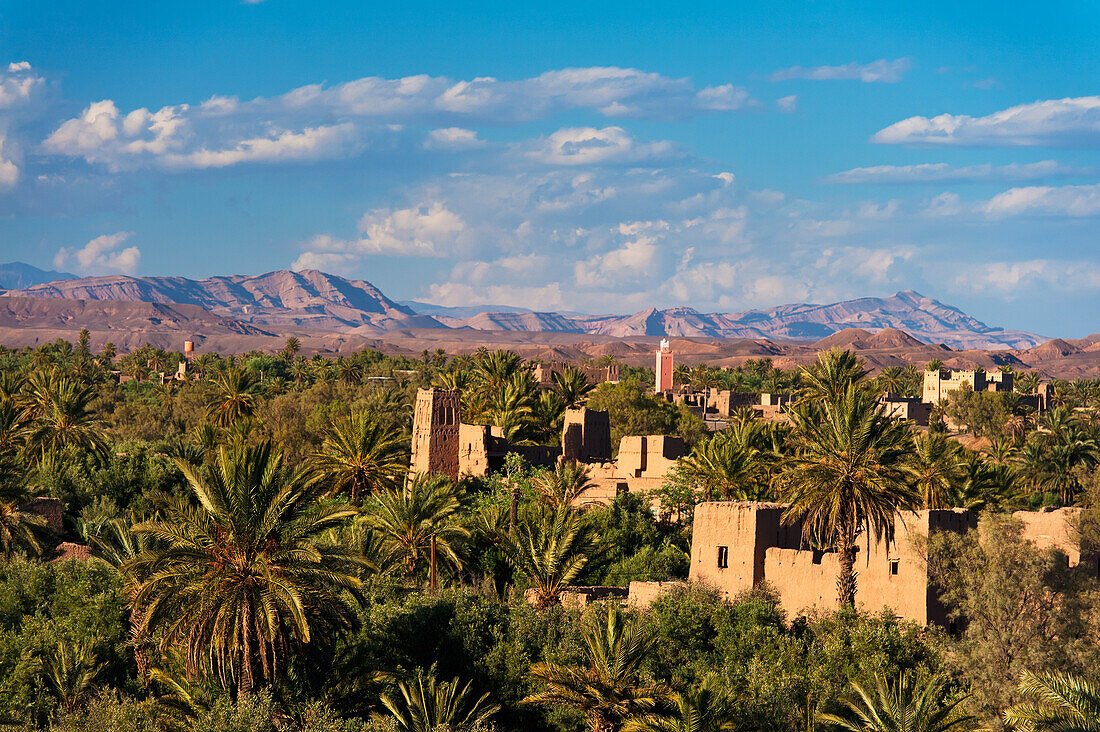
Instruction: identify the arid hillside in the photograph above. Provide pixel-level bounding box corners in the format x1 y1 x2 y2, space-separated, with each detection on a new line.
2 295 1095 378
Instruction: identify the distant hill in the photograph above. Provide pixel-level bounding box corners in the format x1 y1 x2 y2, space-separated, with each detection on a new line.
3 269 444 335
0 262 74 290
2 268 1046 350
448 291 1046 350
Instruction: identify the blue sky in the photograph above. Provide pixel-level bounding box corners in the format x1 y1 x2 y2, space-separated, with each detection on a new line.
1 0 1098 336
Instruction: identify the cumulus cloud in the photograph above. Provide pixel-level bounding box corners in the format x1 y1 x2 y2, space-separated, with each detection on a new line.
983 183 1100 217
41 66 755 170
770 58 911 83
293 202 467 267
824 160 1091 184
952 259 1100 294
776 95 798 113
872 96 1100 147
424 127 485 150
526 126 676 165
0 61 47 190
53 232 141 274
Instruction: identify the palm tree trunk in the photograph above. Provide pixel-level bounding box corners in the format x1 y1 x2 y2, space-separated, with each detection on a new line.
239 600 253 698
836 534 857 609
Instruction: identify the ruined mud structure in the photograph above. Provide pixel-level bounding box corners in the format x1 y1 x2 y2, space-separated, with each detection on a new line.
409 387 685 506
688 501 1091 626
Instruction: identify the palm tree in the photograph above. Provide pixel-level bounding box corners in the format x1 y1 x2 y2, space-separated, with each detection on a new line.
910 432 962 509
25 371 109 461
624 675 743 732
778 384 917 607
799 350 869 404
678 433 770 501
502 506 599 609
554 366 596 408
816 671 976 732
525 604 666 732
360 475 468 581
1003 670 1100 732
473 350 523 396
875 367 908 396
42 639 104 714
129 442 365 696
289 357 310 388
308 414 408 501
205 367 260 427
87 516 155 682
336 357 364 385
0 496 47 559
532 461 595 509
281 337 301 361
381 668 500 732
1016 372 1042 396
534 390 568 443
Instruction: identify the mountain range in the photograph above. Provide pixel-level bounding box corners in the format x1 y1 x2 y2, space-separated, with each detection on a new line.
0 264 1046 350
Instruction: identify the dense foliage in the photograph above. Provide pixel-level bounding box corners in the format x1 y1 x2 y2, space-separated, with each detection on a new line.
0 337 1095 731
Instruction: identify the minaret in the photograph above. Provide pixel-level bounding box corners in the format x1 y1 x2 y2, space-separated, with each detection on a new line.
655 339 673 393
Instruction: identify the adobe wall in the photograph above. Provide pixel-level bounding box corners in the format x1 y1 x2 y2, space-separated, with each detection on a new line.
690 501 971 626
627 580 687 609
1014 507 1087 565
562 408 612 463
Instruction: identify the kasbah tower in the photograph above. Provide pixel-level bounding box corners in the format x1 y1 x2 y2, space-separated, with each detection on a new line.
655 339 673 393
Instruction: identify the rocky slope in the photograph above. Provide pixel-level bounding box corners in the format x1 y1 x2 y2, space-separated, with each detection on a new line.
3 269 444 334
461 291 1046 350
0 266 1047 350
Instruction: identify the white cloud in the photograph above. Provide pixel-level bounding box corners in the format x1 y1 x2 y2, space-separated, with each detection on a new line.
295 203 467 263
53 232 141 275
952 259 1100 294
924 192 964 217
983 183 1100 217
770 58 911 83
424 127 485 150
41 66 755 171
527 126 676 165
0 61 47 190
574 235 661 288
776 95 798 113
872 96 1100 147
824 160 1091 184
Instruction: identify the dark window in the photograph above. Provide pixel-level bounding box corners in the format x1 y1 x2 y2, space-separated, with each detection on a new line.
717 546 728 569
890 560 899 576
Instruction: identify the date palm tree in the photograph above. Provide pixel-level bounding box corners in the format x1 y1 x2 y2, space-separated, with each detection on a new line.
679 433 770 501
816 671 976 732
308 414 408 502
525 604 666 732
501 506 599 609
381 668 500 732
554 366 596 408
532 461 595 510
205 367 260 428
778 384 917 607
25 370 109 462
624 675 743 732
1003 670 1100 732
910 432 962 509
129 441 366 696
360 475 468 581
798 349 869 405
41 639 104 715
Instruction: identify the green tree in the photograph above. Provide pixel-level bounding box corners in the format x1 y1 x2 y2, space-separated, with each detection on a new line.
778 385 917 607
532 461 595 510
130 442 365 696
205 368 260 428
678 432 770 501
816 671 976 732
25 370 109 462
799 350 869 404
554 366 596 408
623 674 744 732
1003 671 1100 732
502 506 599 609
42 639 104 715
381 668 500 732
525 604 666 732
307 413 408 502
910 432 962 509
280 337 301 361
361 474 468 581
